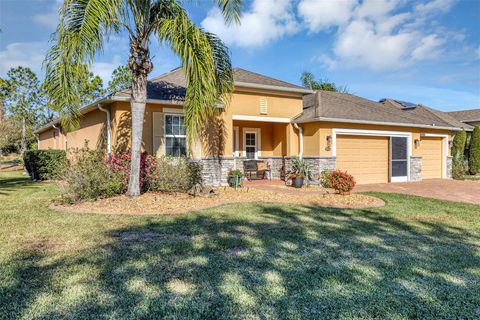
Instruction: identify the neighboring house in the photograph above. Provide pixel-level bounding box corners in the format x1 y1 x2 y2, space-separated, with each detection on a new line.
37 67 472 185
446 109 480 127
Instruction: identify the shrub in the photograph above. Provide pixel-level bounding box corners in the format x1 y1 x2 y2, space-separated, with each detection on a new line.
452 131 467 160
146 156 203 193
452 158 468 180
107 151 156 191
23 149 67 180
320 170 332 188
327 170 356 194
469 126 480 175
59 148 126 203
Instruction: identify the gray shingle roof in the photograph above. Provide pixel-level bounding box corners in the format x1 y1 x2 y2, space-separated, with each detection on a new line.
112 67 306 101
446 109 480 123
293 91 472 130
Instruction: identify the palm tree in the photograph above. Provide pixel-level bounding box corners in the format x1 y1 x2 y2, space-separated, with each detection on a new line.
44 0 242 196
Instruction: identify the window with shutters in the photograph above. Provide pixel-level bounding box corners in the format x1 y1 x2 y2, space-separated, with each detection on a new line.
165 115 187 156
260 97 268 114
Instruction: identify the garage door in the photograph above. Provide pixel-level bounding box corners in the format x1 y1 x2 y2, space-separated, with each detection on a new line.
418 137 443 179
336 135 389 184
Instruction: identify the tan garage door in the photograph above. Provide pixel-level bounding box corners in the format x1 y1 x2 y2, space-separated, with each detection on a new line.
418 137 443 179
336 135 389 184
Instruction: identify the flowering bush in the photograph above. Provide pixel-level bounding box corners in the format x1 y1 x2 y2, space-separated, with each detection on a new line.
327 170 356 194
107 151 156 192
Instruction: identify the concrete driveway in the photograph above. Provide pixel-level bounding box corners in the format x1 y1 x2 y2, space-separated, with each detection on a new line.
354 179 480 205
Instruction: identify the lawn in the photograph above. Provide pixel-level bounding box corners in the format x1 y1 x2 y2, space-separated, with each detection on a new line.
0 171 479 319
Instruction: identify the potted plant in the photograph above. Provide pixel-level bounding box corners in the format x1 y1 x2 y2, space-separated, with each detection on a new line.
289 157 311 188
228 169 244 188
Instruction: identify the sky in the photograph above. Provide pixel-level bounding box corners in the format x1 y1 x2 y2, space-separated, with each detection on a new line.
0 0 479 112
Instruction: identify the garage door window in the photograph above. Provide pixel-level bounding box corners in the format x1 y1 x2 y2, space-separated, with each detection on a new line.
391 137 408 182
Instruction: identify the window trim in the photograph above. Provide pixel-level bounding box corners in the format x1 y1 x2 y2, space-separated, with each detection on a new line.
164 113 187 157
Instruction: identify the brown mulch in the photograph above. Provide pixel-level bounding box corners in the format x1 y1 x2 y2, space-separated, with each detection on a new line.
50 186 384 216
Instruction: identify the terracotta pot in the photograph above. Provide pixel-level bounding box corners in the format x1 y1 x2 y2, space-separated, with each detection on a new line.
339 190 351 196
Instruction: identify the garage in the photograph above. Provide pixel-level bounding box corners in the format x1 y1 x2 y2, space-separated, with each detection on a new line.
336 135 390 184
418 136 443 179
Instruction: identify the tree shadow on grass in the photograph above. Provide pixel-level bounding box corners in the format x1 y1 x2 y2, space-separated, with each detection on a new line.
1 202 479 319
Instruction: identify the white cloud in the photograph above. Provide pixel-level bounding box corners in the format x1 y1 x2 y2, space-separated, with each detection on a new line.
201 0 298 47
412 34 445 60
296 0 455 70
298 0 357 32
334 19 416 70
476 46 480 60
91 55 123 83
0 42 48 76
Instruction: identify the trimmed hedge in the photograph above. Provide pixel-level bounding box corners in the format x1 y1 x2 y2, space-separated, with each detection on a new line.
23 149 67 180
452 130 467 160
469 126 480 175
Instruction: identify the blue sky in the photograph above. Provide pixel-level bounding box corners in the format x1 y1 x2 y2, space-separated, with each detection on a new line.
0 0 479 111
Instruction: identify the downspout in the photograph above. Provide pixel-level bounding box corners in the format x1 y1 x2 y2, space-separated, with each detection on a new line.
293 123 303 159
52 124 61 149
98 103 111 157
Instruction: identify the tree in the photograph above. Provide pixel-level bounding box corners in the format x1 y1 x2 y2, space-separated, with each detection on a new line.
469 126 480 175
108 65 133 93
78 64 106 104
301 71 349 93
1 67 43 153
44 0 242 196
451 130 467 179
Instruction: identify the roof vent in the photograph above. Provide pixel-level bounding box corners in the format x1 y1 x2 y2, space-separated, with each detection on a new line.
260 97 268 114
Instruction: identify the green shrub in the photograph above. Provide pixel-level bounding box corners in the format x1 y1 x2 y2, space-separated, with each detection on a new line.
146 156 203 193
59 148 126 203
452 131 467 160
320 170 332 188
469 126 480 175
452 158 468 180
23 149 67 180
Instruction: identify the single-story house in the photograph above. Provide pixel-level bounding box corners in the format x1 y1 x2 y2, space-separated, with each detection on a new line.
446 109 480 127
37 67 472 185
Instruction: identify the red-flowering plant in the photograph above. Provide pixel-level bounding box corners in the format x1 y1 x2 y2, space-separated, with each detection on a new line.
107 151 157 191
327 170 356 194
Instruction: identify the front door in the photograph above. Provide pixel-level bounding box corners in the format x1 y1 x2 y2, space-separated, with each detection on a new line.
390 137 408 182
245 132 257 159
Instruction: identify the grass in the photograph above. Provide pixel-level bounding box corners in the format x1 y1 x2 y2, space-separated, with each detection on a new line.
0 171 479 319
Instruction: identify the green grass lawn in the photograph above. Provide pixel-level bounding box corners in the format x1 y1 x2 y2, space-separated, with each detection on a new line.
1 171 479 319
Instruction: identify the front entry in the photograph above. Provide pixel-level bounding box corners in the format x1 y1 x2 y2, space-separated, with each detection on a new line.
244 131 258 159
390 137 408 182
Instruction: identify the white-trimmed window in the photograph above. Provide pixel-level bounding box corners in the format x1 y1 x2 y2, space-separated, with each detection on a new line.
165 114 186 156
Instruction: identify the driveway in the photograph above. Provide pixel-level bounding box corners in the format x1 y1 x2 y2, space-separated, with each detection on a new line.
354 179 480 205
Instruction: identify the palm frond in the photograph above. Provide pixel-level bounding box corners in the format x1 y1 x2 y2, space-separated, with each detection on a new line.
213 0 243 25
43 0 123 130
156 5 234 144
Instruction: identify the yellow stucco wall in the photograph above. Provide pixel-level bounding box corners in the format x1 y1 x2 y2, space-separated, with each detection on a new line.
65 109 107 151
305 121 453 157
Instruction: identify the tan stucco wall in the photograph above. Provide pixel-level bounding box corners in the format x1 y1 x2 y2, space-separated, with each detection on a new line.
302 121 453 157
38 127 66 150
65 109 107 151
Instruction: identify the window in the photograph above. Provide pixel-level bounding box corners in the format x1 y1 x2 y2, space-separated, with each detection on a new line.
165 115 186 156
245 132 257 159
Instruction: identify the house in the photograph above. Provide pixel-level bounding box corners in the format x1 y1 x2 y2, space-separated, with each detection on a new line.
446 109 480 127
37 67 472 185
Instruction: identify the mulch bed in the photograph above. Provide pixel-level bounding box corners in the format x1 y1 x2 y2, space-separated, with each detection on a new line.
51 186 384 216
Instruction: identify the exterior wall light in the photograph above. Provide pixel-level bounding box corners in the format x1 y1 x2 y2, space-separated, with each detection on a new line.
414 139 421 148
448 140 453 148
326 135 333 151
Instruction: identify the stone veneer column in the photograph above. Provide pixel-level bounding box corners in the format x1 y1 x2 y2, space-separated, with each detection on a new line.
302 156 337 177
446 156 453 179
409 156 422 182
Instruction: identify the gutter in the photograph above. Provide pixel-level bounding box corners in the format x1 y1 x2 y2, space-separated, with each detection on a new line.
234 81 314 95
97 103 111 157
293 116 471 131
293 123 303 159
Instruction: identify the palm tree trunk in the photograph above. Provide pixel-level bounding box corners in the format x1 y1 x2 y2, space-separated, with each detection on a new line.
20 117 27 153
126 39 152 196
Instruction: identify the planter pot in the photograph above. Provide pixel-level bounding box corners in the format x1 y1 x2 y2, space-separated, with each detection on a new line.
338 190 351 196
229 176 242 188
292 177 304 188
